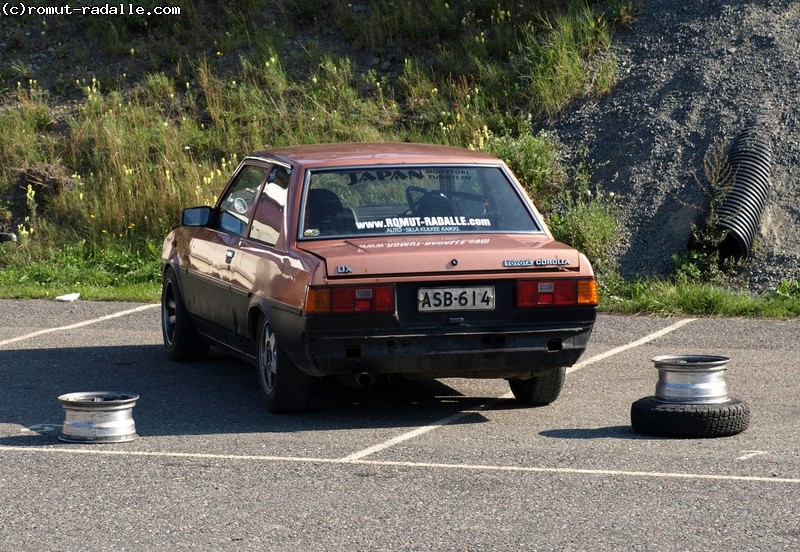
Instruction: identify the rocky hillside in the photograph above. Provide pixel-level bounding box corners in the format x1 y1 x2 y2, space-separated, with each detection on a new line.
548 0 800 293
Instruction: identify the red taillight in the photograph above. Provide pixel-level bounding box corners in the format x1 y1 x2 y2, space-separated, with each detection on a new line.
307 285 395 314
517 278 597 307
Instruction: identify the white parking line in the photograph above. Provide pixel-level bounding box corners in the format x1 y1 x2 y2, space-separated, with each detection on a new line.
1 445 797 484
0 303 159 348
340 400 506 461
341 318 697 461
568 317 697 373
738 450 767 461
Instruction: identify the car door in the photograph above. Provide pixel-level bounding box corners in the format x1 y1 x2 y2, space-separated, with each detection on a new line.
229 164 294 352
182 162 270 340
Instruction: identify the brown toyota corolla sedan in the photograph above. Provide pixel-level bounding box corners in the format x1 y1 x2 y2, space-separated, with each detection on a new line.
161 143 598 412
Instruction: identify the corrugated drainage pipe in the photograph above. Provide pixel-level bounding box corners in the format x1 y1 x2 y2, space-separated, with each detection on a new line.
716 128 772 260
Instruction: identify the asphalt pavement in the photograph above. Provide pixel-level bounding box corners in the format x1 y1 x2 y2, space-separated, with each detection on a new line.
0 299 798 551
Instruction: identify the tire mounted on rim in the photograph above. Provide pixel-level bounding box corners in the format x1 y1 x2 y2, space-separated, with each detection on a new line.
256 316 312 413
161 268 209 361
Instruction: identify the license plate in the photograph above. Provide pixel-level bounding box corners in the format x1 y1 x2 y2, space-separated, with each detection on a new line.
417 286 495 312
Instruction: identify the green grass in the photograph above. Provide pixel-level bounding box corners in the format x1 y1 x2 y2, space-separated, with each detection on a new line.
601 276 800 318
0 239 161 302
0 279 160 303
0 0 796 316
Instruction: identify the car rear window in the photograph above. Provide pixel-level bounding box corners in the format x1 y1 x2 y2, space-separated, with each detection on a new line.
299 165 542 239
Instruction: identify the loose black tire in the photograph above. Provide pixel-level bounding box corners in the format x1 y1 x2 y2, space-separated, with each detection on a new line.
161 268 209 361
508 367 566 406
631 396 750 438
256 316 312 413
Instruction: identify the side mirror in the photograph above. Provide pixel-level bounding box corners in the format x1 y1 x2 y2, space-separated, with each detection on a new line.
181 206 212 227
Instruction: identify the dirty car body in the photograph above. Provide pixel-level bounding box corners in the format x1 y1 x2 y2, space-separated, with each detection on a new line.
161 143 598 412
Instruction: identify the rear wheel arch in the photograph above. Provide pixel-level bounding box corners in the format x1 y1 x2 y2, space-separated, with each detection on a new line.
248 303 268 343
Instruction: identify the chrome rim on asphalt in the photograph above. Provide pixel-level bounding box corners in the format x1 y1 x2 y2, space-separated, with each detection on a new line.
652 354 730 404
259 323 278 394
58 392 140 443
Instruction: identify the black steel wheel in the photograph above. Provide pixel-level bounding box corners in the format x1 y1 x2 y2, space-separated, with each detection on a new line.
631 396 750 438
508 367 566 406
161 268 209 361
256 316 312 413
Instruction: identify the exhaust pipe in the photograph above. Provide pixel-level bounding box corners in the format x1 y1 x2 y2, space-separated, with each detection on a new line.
356 371 376 387
338 371 377 388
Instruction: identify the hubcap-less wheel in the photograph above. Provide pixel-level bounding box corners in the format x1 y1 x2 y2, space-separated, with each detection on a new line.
258 321 278 395
256 316 312 413
160 268 208 361
162 281 178 348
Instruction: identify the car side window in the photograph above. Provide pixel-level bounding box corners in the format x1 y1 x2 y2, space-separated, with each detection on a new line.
248 166 290 245
215 164 268 237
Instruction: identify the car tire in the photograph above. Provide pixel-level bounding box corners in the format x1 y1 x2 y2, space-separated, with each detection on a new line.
161 268 209 361
508 367 565 406
256 316 312 413
631 396 751 438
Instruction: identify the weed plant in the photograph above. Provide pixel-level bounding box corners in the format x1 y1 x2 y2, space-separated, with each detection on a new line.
0 83 61 185
671 139 744 287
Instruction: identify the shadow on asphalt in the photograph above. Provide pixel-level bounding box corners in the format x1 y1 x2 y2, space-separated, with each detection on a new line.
0 344 499 444
539 426 643 440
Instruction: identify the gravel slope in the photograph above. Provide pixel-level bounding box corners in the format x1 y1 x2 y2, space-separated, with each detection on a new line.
547 0 800 292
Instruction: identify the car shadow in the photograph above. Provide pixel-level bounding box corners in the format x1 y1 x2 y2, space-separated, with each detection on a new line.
0 345 495 444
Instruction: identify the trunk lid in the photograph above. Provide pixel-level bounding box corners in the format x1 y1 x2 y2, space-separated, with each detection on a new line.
297 234 582 278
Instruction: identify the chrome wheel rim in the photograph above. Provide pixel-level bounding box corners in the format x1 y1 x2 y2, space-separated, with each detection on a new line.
259 322 278 394
652 355 730 404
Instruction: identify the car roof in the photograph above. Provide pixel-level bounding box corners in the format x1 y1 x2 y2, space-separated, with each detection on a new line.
248 142 502 169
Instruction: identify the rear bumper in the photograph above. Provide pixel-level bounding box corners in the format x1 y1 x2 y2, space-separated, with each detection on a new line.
299 324 594 379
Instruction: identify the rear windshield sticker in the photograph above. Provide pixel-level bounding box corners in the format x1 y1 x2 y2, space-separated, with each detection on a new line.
355 216 492 233
346 169 472 185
